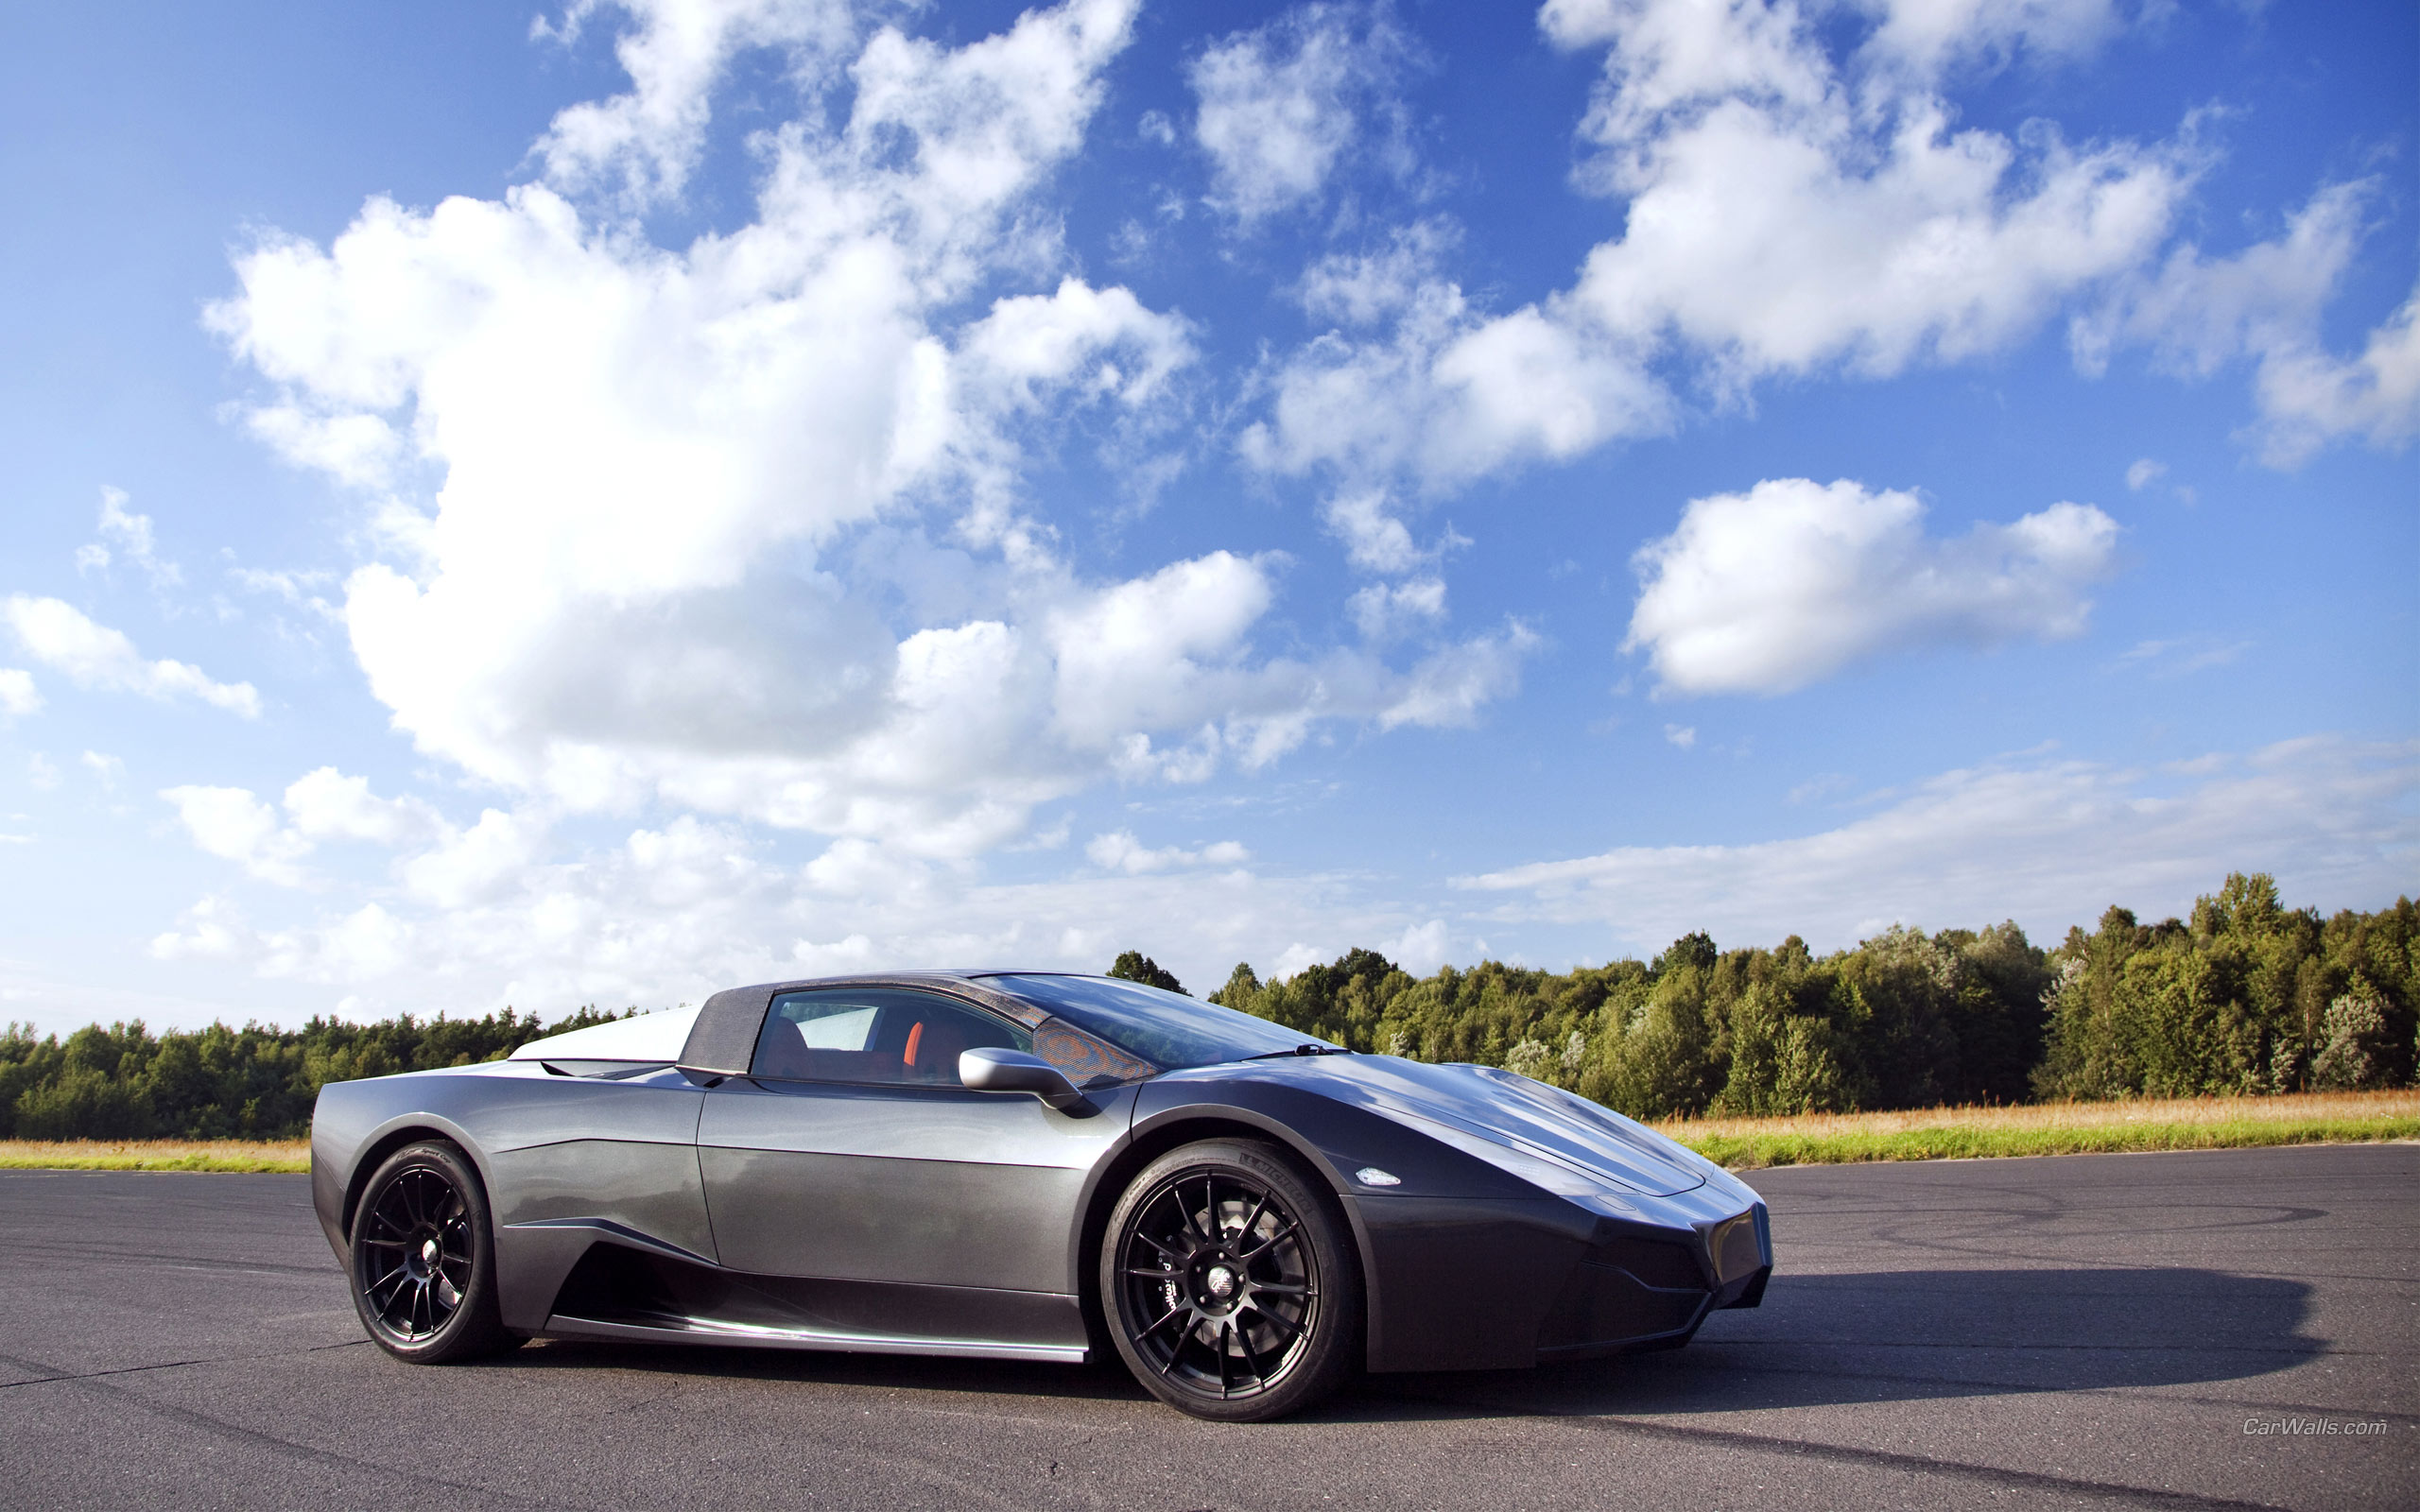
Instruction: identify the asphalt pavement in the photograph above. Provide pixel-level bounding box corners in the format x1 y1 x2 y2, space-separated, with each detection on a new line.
2 1144 2412 1510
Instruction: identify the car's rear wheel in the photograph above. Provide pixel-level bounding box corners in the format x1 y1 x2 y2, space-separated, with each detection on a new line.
348 1141 513 1364
1101 1139 1359 1421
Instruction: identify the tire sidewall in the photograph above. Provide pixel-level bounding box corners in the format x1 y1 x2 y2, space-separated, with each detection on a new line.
1100 1138 1360 1421
348 1140 509 1364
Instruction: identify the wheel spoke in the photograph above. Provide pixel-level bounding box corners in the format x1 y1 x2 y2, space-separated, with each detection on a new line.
1215 1320 1232 1397
1138 1300 1189 1338
1251 1280 1313 1296
1235 1315 1270 1384
1130 1228 1186 1263
1235 1189 1270 1244
1236 1220 1295 1260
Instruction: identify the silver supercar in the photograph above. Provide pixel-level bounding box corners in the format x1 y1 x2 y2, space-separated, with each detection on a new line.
311 971 1771 1420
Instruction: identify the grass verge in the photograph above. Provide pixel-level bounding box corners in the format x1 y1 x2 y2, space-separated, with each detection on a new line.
3 1092 2416 1176
1656 1090 2420 1170
0 1139 310 1173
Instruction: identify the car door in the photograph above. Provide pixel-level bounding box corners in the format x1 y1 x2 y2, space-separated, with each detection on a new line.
695 986 1132 1349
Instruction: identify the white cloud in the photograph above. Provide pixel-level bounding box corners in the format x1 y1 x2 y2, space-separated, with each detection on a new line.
242 404 405 489
157 767 470 890
161 785 315 886
531 0 856 210
27 753 60 791
283 766 441 846
1376 622 1540 730
1241 275 1673 492
210 0 1459 855
1555 12 2192 390
1248 0 2198 498
71 487 185 589
2113 636 2249 679
1664 723 1696 748
143 813 1409 1019
2073 180 2420 466
1085 829 1251 873
1845 0 2128 84
0 669 38 718
2249 284 2420 467
2124 457 2165 490
1323 490 1421 574
2 596 260 716
80 750 125 791
1624 477 2118 696
402 807 550 909
1386 918 1451 974
1460 735 2420 953
1346 576 1445 642
1189 2 1412 225
1268 941 1330 980
148 895 251 963
1297 219 1458 328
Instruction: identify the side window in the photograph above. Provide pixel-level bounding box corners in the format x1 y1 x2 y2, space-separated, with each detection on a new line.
751 989 1031 1086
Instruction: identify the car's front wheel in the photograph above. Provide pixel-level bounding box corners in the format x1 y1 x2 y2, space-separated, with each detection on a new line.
347 1140 514 1364
1101 1139 1359 1421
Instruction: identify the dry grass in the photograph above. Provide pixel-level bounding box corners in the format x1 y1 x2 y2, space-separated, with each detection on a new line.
1654 1089 2420 1141
1654 1089 2420 1170
3 1091 2415 1176
0 1139 311 1173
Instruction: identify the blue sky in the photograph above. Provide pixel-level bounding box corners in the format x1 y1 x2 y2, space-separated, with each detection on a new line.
2 0 2412 1035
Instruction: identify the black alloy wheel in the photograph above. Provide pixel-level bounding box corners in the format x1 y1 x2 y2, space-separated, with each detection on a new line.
348 1141 513 1364
1102 1139 1358 1421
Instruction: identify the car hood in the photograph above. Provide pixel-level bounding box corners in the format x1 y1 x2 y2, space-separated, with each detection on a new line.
1262 1055 1708 1198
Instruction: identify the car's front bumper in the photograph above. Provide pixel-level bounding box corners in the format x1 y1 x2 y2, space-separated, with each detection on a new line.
1345 1187 1772 1372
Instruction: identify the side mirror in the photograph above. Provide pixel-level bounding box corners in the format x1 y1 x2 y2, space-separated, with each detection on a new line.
959 1047 1086 1111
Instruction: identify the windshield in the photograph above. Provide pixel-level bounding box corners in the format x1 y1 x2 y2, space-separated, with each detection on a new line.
984 974 1336 1070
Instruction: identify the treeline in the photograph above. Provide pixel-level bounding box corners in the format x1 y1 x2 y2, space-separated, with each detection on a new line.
0 1006 622 1141
4 874 2410 1140
1206 875 2416 1119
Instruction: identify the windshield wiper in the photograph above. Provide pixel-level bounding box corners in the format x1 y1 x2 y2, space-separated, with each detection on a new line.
1245 1043 1352 1059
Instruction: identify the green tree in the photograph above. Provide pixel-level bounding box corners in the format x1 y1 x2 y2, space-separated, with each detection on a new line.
1105 952 1187 995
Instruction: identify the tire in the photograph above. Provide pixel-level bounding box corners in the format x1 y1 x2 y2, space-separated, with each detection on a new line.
347 1141 514 1364
1100 1138 1360 1421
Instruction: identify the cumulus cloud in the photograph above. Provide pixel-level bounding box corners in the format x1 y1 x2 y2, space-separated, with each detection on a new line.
158 768 458 889
283 766 443 846
0 668 38 718
2072 180 2420 466
2 596 259 716
1346 576 1444 642
204 0 1517 856
1244 0 2194 499
531 0 856 209
1624 478 2118 696
1189 2 1414 225
1461 735 2420 952
1085 829 1250 873
1242 272 1673 492
161 785 315 886
1551 0 2192 389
